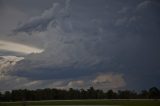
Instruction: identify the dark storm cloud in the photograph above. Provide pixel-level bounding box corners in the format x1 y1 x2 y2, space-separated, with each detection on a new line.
13 67 93 80
13 4 58 32
0 0 61 13
15 0 160 89
0 0 160 90
14 0 71 33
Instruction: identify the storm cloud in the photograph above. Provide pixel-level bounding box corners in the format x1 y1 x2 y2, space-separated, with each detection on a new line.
0 0 160 91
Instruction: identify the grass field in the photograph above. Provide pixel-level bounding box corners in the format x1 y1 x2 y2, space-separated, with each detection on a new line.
0 99 160 106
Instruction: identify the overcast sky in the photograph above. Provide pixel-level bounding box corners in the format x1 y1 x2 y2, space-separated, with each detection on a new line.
0 0 160 91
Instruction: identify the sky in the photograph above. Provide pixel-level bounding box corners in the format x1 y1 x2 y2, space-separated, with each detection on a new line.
0 0 160 91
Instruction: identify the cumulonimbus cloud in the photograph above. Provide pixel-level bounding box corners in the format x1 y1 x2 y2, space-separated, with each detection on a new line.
0 40 44 54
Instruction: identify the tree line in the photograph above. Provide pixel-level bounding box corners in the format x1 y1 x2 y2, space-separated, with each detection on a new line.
0 87 160 102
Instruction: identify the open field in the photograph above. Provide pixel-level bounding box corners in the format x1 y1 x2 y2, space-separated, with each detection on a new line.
0 99 160 106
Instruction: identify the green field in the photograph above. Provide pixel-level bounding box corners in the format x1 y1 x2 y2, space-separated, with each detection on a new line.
0 99 160 106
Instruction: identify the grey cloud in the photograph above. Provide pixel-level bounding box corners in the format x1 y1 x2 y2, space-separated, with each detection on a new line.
0 75 50 91
14 3 59 32
92 73 126 90
0 5 28 35
56 73 126 90
14 0 71 33
0 0 160 90
136 0 160 10
0 72 126 91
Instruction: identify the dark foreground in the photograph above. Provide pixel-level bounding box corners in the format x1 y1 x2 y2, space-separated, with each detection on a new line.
0 99 160 106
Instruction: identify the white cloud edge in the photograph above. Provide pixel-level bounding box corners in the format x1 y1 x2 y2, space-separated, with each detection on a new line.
0 40 44 55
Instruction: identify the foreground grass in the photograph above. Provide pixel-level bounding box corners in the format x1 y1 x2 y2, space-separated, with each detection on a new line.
0 99 160 106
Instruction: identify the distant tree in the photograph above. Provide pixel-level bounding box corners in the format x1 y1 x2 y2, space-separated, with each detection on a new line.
80 89 87 99
96 89 105 99
118 90 137 99
139 90 149 99
0 92 2 101
87 87 97 99
106 90 117 99
11 89 26 101
148 87 160 99
4 91 12 101
0 86 159 101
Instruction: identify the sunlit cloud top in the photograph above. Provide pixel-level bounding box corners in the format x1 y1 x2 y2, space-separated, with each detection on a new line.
0 40 44 54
